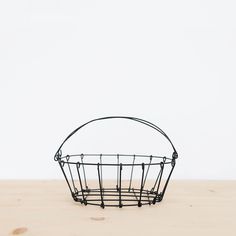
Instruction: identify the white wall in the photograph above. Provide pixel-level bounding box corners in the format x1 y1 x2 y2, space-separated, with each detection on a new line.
0 0 235 179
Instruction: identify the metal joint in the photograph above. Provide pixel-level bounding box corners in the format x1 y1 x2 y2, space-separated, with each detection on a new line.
172 151 178 159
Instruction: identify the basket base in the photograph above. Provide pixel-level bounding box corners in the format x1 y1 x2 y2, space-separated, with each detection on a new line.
72 187 163 208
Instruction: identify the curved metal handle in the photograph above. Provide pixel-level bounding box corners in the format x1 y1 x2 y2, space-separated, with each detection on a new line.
54 116 178 161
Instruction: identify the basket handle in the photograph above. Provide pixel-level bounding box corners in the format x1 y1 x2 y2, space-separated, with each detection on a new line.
54 116 178 161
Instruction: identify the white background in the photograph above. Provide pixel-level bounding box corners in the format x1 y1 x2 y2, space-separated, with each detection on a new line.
0 0 235 179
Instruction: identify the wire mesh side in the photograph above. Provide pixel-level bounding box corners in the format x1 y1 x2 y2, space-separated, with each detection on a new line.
57 154 175 208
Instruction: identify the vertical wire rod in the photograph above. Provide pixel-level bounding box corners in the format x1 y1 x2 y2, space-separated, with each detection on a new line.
156 157 166 194
80 154 88 189
119 163 123 208
100 154 103 190
161 160 175 199
116 154 119 190
152 162 164 204
97 163 104 208
138 163 145 207
152 157 166 192
156 162 164 194
76 163 86 204
59 161 73 195
152 168 161 192
143 155 153 188
66 156 76 192
128 155 136 191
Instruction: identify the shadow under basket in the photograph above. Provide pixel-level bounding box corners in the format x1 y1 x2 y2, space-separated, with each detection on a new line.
54 116 178 208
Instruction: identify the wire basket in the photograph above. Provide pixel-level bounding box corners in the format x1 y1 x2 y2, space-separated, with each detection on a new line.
54 116 178 208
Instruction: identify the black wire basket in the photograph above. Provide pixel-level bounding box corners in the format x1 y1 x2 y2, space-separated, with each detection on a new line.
54 116 178 208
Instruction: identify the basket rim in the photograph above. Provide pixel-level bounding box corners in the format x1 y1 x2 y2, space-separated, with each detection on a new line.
61 153 172 160
57 153 173 166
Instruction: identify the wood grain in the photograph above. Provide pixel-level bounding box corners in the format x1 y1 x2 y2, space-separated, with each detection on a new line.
0 180 235 236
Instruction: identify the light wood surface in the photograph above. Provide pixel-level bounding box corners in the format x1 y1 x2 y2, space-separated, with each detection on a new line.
0 180 235 236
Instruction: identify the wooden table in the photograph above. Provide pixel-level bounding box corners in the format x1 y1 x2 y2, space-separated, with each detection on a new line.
0 180 235 236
